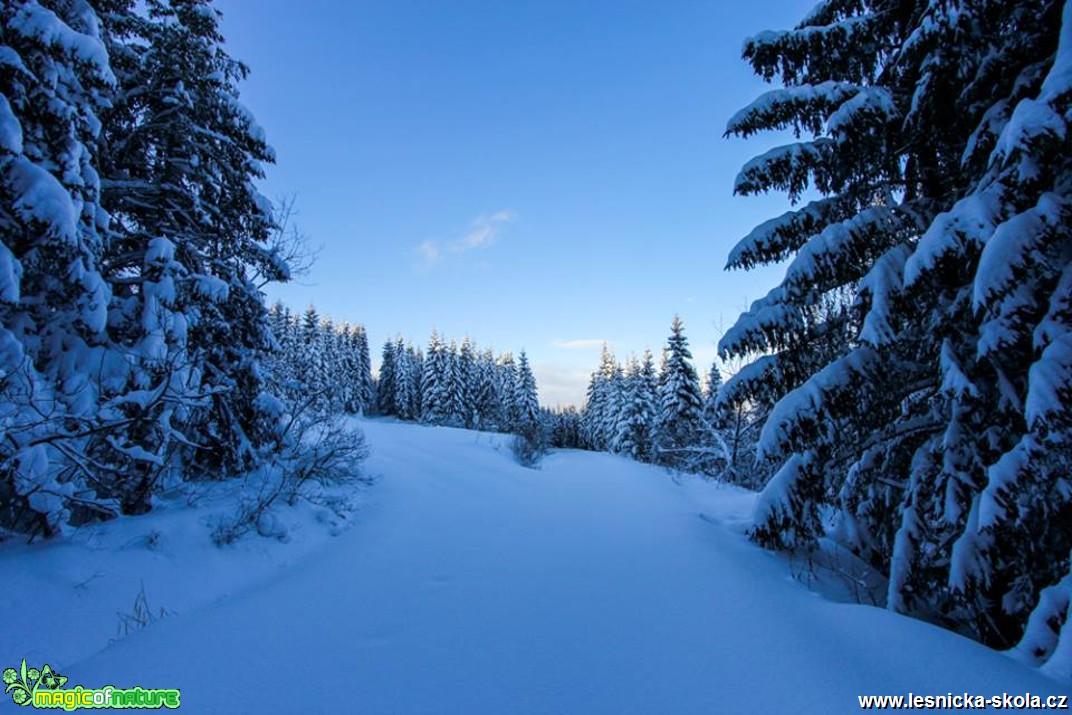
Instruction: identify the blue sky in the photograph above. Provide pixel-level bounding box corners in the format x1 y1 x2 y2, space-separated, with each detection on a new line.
214 0 818 407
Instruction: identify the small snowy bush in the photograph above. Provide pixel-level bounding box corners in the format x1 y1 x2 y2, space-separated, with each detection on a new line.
510 426 548 469
211 414 370 546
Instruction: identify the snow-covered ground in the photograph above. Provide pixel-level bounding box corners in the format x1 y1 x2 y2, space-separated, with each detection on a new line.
4 419 1067 713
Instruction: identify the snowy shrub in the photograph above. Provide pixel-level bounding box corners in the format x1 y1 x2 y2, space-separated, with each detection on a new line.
510 424 549 469
211 413 370 546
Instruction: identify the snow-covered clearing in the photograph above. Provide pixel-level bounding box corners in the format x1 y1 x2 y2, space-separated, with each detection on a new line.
4 419 1066 713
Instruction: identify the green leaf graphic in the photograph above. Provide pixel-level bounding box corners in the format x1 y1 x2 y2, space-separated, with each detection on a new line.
4 660 64 705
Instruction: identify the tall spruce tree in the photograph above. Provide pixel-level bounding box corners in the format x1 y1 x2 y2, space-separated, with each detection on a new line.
320 316 340 411
703 360 725 427
97 0 287 489
400 342 423 421
582 344 619 450
496 352 519 430
0 0 116 532
376 339 398 416
337 323 358 414
457 337 478 428
420 331 450 425
615 352 658 462
722 0 1072 660
473 348 500 430
299 306 325 409
266 301 298 403
514 350 540 435
656 316 704 466
443 338 463 425
353 325 374 414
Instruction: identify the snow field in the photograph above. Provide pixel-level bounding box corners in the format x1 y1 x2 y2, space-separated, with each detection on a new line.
4 418 1066 713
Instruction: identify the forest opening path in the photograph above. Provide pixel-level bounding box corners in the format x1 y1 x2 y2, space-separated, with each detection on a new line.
69 419 1063 714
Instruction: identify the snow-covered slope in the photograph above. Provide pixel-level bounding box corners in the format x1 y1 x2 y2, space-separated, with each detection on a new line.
6 419 1066 713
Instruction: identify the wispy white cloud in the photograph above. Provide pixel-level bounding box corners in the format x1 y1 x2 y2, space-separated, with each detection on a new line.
551 339 607 350
416 240 441 268
456 210 516 250
414 210 516 269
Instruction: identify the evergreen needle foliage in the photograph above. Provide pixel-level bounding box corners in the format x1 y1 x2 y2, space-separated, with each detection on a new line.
723 0 1072 666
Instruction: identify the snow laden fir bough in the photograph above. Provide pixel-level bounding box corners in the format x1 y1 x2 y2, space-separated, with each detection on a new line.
718 0 1072 679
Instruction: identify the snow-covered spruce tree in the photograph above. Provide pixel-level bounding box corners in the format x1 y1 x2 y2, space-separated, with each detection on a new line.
376 339 398 416
472 348 500 430
457 336 478 428
420 331 450 425
0 0 115 533
336 323 357 413
703 359 725 428
96 0 287 496
92 4 163 418
319 316 341 412
614 352 658 462
508 350 545 466
298 306 325 409
656 316 704 467
723 0 1072 652
514 350 540 435
265 301 300 405
496 351 519 430
443 338 464 426
395 340 422 422
580 367 602 450
607 355 638 455
351 324 374 414
581 343 619 451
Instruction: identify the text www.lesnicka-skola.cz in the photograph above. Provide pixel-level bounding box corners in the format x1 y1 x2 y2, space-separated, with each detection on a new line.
858 693 1069 710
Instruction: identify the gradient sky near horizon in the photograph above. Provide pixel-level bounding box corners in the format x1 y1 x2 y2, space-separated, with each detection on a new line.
214 0 818 407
